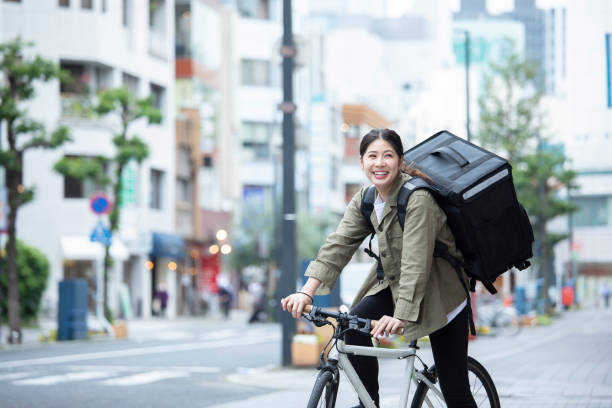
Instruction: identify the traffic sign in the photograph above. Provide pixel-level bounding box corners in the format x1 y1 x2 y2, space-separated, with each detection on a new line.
90 220 111 246
90 193 112 215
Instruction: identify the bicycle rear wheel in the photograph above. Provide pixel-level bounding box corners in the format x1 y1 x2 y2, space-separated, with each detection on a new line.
410 356 500 408
307 369 339 408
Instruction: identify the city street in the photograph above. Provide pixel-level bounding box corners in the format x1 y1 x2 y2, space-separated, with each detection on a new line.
0 315 280 407
1 306 611 407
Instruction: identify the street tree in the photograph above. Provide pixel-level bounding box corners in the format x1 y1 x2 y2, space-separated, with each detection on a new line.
55 87 161 321
0 38 71 343
477 41 577 313
477 39 541 164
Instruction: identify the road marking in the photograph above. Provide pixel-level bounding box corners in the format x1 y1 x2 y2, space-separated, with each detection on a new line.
63 364 221 374
0 334 278 369
0 372 30 381
199 329 236 340
101 370 189 386
13 371 113 385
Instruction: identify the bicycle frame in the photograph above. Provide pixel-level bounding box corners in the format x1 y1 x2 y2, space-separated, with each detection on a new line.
327 339 445 408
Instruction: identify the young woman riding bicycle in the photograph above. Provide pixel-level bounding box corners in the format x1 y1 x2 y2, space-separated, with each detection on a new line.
281 129 477 408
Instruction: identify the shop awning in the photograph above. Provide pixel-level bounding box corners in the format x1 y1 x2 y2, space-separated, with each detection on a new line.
151 232 185 260
61 236 129 261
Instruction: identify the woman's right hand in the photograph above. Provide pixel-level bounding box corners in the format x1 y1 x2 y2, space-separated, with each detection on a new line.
281 292 313 319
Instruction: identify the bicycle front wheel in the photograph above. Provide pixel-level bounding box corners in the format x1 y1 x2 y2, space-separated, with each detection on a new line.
307 369 339 408
410 356 500 408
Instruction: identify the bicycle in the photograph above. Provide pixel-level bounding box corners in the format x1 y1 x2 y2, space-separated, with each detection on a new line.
476 299 522 337
299 305 500 408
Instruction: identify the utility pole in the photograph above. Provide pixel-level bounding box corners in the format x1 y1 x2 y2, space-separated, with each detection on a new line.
464 30 471 142
279 0 297 367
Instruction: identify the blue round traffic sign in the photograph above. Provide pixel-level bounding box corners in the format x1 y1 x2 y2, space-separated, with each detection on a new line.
90 193 112 214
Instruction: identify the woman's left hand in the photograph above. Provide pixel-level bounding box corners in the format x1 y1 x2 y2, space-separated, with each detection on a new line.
371 315 408 338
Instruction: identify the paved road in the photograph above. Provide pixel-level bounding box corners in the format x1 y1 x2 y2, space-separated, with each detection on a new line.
0 316 281 408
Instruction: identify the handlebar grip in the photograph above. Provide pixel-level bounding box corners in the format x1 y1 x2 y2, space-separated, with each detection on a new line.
301 304 381 329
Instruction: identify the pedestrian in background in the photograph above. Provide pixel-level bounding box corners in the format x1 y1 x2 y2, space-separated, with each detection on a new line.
282 129 476 408
155 283 169 317
248 281 266 323
600 282 611 309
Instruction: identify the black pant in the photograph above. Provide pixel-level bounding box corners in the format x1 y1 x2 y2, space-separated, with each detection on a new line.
345 288 476 408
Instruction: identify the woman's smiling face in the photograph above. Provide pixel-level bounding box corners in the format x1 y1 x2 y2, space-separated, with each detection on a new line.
360 138 402 199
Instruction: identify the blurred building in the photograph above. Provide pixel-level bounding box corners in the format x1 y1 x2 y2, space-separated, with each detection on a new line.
549 0 612 304
174 0 238 314
1 0 178 319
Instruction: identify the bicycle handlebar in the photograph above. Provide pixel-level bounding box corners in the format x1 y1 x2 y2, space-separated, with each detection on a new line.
302 304 382 331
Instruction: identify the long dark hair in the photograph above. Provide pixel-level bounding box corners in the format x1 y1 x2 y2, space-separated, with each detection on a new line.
359 128 434 183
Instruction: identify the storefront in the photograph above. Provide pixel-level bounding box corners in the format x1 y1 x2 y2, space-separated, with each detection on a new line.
149 232 185 318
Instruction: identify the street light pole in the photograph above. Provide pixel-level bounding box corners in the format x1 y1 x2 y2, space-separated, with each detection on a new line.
279 0 297 367
464 30 471 142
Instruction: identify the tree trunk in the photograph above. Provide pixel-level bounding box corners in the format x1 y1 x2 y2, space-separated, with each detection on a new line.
103 243 111 321
103 159 124 322
6 164 21 344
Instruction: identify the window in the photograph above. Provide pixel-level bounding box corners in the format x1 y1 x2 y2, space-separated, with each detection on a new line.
150 169 164 210
241 122 273 160
60 62 89 94
237 0 269 19
122 0 131 27
58 0 69 6
122 72 139 96
150 83 165 116
572 196 611 227
81 0 92 9
62 156 107 199
242 59 272 87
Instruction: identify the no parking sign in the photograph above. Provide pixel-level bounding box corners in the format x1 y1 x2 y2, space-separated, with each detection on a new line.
90 192 112 215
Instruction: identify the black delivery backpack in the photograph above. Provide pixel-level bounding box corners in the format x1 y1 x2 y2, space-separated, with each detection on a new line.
402 130 534 292
360 130 534 334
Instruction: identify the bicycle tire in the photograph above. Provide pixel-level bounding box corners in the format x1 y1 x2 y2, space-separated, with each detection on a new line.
307 369 338 408
410 356 500 408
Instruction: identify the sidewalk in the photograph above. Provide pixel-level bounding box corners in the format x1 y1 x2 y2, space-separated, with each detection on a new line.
0 309 252 348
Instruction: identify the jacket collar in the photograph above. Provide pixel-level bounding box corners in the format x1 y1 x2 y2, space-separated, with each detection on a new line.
374 173 408 226
375 172 408 207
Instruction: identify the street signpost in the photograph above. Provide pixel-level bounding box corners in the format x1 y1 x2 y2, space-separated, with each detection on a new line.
90 220 111 246
90 192 112 215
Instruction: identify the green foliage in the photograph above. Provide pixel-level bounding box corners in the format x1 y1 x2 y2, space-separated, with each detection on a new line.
0 240 50 322
229 208 273 271
53 156 110 186
0 37 72 170
477 38 578 303
477 39 541 164
298 211 338 261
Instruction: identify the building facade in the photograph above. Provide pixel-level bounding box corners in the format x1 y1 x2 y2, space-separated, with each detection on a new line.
1 0 178 320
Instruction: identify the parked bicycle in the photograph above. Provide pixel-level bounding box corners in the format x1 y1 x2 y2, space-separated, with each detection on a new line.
476 299 521 337
298 305 500 408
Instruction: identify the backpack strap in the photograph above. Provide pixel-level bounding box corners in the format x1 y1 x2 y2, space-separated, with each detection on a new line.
361 186 385 283
434 241 477 336
396 177 431 230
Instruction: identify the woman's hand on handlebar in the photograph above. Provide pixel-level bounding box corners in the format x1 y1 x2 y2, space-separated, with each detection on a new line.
371 315 407 338
281 292 313 319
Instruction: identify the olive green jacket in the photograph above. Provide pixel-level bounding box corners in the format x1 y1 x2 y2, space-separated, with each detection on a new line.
304 173 468 341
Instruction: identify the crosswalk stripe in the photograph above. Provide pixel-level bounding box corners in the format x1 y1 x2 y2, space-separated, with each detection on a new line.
13 371 113 385
101 370 189 386
0 372 30 381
